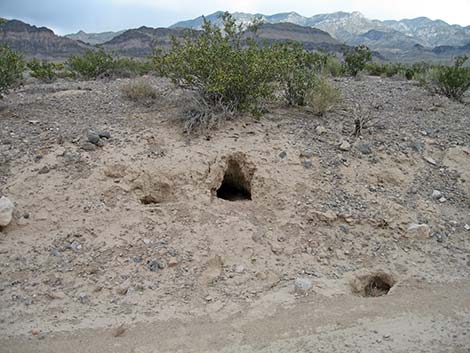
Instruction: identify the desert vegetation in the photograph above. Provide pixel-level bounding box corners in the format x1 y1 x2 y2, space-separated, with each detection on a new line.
0 45 25 98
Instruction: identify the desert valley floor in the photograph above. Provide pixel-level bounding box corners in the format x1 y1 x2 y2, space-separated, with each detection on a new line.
1 75 470 352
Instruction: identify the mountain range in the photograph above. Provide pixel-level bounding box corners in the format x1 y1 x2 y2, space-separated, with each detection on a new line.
1 11 470 61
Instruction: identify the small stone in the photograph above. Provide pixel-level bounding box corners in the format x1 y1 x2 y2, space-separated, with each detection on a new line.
270 242 284 255
464 224 470 231
81 142 97 151
51 248 61 257
0 196 15 227
278 151 287 159
294 278 313 295
301 148 314 158
439 197 447 203
46 291 65 300
431 190 442 199
339 141 351 151
87 132 100 145
234 265 245 273
147 259 165 271
168 257 179 267
31 329 40 336
69 240 82 251
340 224 349 233
98 131 111 139
315 126 327 135
142 238 151 245
303 159 313 169
78 292 89 304
357 143 372 155
424 156 437 166
38 166 50 174
407 223 431 239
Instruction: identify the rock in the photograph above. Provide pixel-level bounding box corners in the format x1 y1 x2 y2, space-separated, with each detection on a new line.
407 223 431 239
423 156 437 166
310 209 337 223
300 148 314 158
234 265 245 273
87 131 100 145
98 131 111 139
339 141 351 151
270 242 284 255
38 166 50 174
168 257 179 267
69 240 82 251
46 291 65 300
431 190 442 199
464 224 470 231
0 196 15 227
303 159 313 169
81 142 97 151
278 151 287 159
31 328 40 336
294 278 312 295
147 259 165 271
439 197 447 203
315 126 327 135
78 292 89 304
357 143 372 155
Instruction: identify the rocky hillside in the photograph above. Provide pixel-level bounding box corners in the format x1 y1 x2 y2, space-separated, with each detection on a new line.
0 19 92 59
102 23 343 57
172 11 470 59
101 26 192 57
65 30 125 45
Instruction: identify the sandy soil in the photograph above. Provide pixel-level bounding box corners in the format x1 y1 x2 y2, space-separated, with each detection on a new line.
0 75 469 352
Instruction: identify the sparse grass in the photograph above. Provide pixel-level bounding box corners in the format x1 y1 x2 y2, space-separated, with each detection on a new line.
305 78 341 116
120 81 157 103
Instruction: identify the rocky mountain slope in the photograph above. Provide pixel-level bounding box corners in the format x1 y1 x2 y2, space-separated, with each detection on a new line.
103 23 343 57
172 11 470 55
0 19 92 59
65 30 125 45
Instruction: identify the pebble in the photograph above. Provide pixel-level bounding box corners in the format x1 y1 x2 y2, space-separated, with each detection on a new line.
98 131 111 139
357 143 372 155
339 141 351 151
148 259 165 271
69 240 82 251
78 292 89 303
407 223 431 239
0 196 15 227
315 126 327 135
38 166 50 174
87 131 101 145
431 190 442 199
294 278 313 295
81 142 97 151
301 148 314 158
423 156 437 166
439 197 447 203
303 159 313 169
464 224 470 231
278 151 287 159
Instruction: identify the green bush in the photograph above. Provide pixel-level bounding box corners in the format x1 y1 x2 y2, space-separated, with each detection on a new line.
67 48 115 79
305 78 341 115
272 42 320 106
432 56 470 101
154 12 276 119
113 57 153 78
342 45 372 76
27 59 58 82
0 45 25 98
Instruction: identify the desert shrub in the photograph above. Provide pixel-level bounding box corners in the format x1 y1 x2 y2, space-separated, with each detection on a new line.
431 56 470 101
0 45 25 98
120 81 157 103
272 42 321 106
113 58 153 78
305 78 341 115
67 48 115 79
342 45 372 76
154 12 279 128
27 59 58 82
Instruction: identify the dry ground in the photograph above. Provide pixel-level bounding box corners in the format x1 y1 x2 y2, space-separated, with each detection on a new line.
1 75 470 352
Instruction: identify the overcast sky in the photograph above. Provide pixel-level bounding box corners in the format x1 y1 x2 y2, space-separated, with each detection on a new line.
1 0 469 35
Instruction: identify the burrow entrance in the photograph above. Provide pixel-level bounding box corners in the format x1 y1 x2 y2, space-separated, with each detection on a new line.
216 158 253 201
352 272 396 298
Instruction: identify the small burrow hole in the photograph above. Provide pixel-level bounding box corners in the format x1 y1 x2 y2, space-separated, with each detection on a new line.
216 159 252 201
140 195 160 205
352 272 396 298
